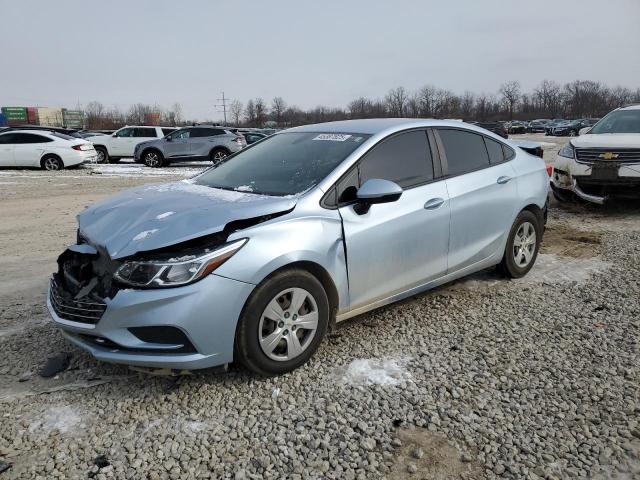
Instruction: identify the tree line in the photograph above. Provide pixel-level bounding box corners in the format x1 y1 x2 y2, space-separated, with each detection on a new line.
83 79 640 130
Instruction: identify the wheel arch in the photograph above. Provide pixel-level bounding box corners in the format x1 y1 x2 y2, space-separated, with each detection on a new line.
210 146 231 155
252 260 340 327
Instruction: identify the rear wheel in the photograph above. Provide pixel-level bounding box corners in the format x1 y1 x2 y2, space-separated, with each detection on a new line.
143 150 164 168
95 146 108 164
235 269 329 375
41 155 64 171
499 210 541 278
210 148 229 166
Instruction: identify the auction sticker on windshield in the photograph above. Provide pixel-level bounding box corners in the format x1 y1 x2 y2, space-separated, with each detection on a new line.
313 134 352 141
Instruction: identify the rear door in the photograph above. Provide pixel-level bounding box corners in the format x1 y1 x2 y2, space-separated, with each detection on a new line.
435 128 519 273
13 133 55 167
189 128 226 158
0 133 17 165
337 129 450 309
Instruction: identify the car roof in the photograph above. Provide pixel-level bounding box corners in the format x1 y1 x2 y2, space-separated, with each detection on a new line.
286 118 479 135
0 129 56 135
620 104 640 111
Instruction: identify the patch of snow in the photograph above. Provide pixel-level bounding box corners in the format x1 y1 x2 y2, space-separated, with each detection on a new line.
166 255 197 263
516 253 611 285
271 387 281 398
29 406 82 434
132 229 159 241
145 180 270 203
156 211 175 219
342 358 412 386
235 185 254 192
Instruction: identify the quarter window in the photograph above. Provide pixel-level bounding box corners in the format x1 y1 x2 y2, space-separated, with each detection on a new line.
438 129 490 176
484 137 505 165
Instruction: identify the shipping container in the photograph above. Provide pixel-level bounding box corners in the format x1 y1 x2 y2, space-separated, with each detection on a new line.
37 107 64 127
0 113 7 127
144 112 161 126
27 107 38 125
1 107 28 122
62 109 84 129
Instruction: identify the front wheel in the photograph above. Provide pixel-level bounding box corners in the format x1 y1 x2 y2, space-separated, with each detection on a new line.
235 270 329 375
499 210 541 278
95 146 109 164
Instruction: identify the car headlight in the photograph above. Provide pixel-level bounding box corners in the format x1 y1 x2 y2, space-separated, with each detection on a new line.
114 238 247 288
558 142 575 159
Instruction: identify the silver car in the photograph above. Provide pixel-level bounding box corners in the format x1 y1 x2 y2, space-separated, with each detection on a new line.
48 119 548 375
134 125 246 167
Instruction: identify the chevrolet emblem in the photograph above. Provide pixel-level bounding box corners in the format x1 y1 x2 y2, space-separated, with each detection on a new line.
599 152 618 160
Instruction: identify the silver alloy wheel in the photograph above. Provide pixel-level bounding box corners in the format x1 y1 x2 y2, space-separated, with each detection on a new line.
258 287 319 362
44 157 61 171
144 151 160 167
96 149 106 163
513 221 537 267
569 130 576 137
212 150 227 164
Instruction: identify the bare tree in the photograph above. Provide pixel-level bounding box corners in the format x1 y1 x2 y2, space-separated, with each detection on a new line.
499 81 521 119
244 99 256 127
385 87 408 117
271 97 287 127
254 98 267 127
230 100 243 126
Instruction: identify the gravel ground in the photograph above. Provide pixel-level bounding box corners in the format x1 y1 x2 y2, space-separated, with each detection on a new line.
1 152 639 479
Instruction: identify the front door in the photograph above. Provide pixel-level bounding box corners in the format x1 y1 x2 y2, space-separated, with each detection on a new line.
337 130 450 309
0 133 16 166
164 128 192 158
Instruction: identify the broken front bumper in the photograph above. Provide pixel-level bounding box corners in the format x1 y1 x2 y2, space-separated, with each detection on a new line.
551 161 640 204
47 273 255 370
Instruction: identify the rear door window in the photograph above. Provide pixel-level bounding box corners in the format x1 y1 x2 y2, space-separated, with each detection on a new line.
135 127 157 137
12 133 53 144
191 128 225 138
437 129 490 176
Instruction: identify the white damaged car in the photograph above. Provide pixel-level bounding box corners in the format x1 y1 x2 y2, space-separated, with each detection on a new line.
551 104 640 204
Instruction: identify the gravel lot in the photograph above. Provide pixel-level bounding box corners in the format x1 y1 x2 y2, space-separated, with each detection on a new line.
1 135 639 479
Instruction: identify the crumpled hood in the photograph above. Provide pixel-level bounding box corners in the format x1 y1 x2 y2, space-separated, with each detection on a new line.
571 134 640 149
78 180 297 259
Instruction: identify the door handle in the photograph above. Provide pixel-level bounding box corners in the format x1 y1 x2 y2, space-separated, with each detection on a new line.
424 197 445 210
497 176 512 184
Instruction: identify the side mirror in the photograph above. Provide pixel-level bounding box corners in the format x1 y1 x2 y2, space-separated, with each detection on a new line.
165 136 172 142
579 127 591 135
354 179 402 214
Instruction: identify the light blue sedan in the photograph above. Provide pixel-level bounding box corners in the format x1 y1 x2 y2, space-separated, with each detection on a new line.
47 119 549 375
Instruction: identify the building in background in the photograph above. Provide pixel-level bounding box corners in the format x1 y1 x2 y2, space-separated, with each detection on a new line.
37 107 64 127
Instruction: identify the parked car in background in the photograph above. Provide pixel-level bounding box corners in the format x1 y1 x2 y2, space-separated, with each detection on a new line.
545 119 568 135
466 121 509 139
0 129 96 170
133 125 246 167
548 118 599 137
240 131 268 144
47 118 548 374
527 119 550 133
508 121 528 134
86 126 177 163
551 104 640 204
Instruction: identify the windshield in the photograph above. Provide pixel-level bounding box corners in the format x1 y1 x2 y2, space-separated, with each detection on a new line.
195 132 370 196
590 110 640 134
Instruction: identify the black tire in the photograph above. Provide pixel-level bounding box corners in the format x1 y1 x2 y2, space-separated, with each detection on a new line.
142 149 165 168
209 148 230 166
95 146 109 164
41 155 64 171
498 210 542 279
235 269 329 376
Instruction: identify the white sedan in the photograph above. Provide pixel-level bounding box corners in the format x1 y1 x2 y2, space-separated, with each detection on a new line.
0 129 97 170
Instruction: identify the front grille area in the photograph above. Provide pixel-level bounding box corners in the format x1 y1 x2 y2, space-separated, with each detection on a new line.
50 277 106 324
576 148 640 164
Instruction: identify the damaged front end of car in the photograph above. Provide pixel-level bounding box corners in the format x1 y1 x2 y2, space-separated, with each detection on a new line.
47 181 298 369
551 142 640 204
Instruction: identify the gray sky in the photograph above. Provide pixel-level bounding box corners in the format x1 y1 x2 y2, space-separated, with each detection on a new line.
2 0 639 120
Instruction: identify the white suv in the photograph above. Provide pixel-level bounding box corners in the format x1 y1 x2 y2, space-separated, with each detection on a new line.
551 104 640 204
86 126 176 163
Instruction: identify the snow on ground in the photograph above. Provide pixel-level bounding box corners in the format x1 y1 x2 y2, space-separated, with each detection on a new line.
342 358 412 386
516 253 611 285
28 406 83 435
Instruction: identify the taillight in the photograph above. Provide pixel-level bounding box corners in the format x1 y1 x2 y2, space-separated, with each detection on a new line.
234 137 243 146
546 164 553 177
72 144 92 151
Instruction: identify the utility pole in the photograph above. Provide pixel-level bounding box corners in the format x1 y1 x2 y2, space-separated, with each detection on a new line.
216 91 229 125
